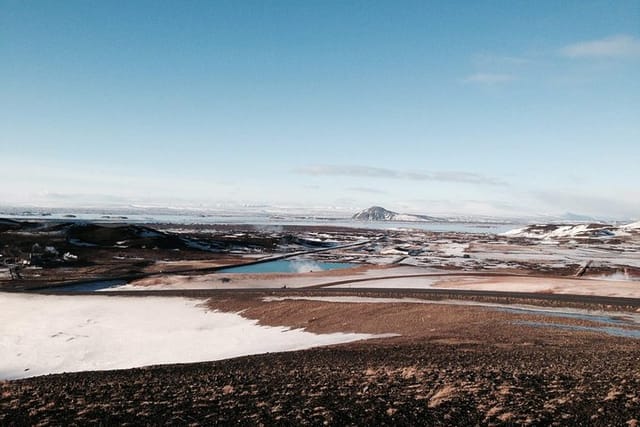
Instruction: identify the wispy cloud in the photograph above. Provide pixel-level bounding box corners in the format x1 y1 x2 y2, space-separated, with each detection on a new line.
560 35 640 59
295 165 506 186
348 186 387 194
462 73 515 84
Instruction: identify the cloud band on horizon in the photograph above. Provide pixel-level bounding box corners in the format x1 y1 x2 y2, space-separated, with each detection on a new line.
295 165 507 186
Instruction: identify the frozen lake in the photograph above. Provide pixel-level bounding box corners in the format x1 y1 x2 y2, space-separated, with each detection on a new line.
0 209 519 234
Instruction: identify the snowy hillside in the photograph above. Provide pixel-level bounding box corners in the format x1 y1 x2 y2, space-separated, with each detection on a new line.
503 221 639 240
622 221 640 230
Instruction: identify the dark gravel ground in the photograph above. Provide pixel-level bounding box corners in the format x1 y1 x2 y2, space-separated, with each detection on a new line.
2 339 640 426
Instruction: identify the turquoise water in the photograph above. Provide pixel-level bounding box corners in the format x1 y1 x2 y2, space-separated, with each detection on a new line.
217 259 354 274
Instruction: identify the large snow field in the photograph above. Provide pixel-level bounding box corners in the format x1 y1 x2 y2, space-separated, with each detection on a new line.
0 293 379 380
326 274 640 297
430 276 640 298
111 265 430 291
329 276 439 289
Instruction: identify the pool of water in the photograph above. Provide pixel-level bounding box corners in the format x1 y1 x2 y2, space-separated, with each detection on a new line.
40 280 127 292
217 259 355 274
515 321 640 339
498 307 636 326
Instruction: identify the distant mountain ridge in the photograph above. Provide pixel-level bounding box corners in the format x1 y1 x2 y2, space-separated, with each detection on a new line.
352 206 440 222
503 220 640 240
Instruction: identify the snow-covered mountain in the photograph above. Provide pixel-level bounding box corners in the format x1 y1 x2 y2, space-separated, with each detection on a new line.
352 206 440 222
503 220 640 240
622 220 640 231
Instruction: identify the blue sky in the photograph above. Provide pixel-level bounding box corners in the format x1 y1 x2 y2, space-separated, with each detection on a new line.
1 1 639 218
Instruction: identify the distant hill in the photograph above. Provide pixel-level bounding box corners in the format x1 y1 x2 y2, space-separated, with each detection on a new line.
352 206 440 222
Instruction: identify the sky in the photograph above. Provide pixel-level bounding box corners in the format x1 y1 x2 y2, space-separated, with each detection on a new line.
1 1 639 219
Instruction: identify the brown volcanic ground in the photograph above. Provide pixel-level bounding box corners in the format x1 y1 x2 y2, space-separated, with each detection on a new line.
2 299 640 426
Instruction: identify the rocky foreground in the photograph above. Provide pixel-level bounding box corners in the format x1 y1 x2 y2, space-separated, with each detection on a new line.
2 331 639 426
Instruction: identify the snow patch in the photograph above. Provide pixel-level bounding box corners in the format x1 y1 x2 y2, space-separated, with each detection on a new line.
0 293 381 380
